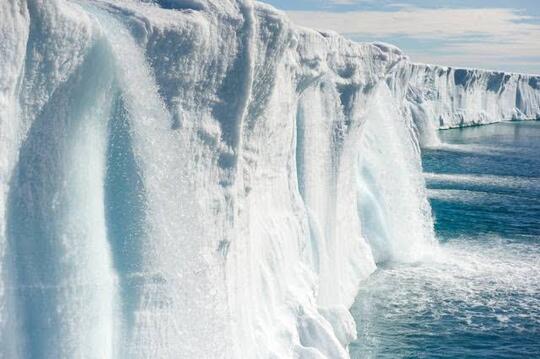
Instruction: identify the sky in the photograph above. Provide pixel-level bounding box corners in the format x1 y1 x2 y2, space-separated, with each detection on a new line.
260 0 540 74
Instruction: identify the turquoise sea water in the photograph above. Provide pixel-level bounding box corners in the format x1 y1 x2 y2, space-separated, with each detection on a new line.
350 121 540 358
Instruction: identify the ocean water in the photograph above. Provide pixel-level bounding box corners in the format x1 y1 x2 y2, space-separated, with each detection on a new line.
350 121 540 358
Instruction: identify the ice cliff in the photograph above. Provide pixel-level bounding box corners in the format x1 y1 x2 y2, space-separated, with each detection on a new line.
0 0 539 358
392 63 540 145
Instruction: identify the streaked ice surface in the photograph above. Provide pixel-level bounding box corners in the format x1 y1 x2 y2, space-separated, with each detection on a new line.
350 121 540 358
0 1 422 357
1 0 539 357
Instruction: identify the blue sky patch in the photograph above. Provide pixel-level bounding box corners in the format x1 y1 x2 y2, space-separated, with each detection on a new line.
262 0 540 74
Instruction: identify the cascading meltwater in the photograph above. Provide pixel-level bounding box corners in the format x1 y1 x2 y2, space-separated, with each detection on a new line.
1 0 539 358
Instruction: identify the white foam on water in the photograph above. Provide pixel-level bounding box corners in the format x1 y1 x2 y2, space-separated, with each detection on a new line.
351 236 540 358
427 188 530 204
425 172 540 190
428 142 509 154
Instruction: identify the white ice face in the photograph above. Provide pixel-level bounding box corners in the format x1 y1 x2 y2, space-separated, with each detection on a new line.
0 1 539 358
392 63 540 146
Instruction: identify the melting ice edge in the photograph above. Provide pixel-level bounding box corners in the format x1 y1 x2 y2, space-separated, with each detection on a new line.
1 0 539 358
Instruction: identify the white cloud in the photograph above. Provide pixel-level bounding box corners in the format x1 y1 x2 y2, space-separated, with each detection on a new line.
327 0 374 4
286 7 540 72
287 8 539 39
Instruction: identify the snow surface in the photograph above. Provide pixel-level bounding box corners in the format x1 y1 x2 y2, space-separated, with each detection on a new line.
0 0 538 358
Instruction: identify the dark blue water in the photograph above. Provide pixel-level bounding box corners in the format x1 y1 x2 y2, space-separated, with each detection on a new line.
350 121 540 358
424 122 540 241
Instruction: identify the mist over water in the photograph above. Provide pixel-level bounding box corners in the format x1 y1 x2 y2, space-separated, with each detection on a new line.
350 121 540 358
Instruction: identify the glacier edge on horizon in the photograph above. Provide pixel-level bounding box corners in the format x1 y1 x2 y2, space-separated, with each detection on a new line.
0 0 539 358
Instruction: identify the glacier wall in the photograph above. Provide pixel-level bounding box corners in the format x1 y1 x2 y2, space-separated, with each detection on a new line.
0 0 538 358
390 63 540 146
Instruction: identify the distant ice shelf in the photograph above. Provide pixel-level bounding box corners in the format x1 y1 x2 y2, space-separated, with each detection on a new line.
391 62 540 146
0 0 539 358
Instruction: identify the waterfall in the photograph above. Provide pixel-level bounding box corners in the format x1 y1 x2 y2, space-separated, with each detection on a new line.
76 3 233 357
6 36 118 357
3 0 536 358
0 1 442 356
357 84 436 264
